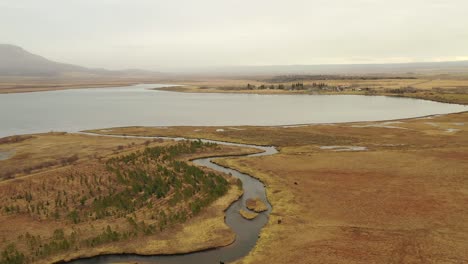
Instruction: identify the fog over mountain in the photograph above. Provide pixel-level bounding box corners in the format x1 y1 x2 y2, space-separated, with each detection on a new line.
2 0 467 71
2 44 468 77
0 44 158 77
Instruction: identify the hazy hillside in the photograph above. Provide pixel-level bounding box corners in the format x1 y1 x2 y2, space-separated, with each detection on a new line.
0 44 158 77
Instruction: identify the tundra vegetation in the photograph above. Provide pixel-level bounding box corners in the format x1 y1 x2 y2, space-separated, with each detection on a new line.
239 209 258 220
0 139 237 264
160 75 468 105
245 198 268 213
95 110 468 264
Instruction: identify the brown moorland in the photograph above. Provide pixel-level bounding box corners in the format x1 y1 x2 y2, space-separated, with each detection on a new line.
94 111 468 263
0 132 151 180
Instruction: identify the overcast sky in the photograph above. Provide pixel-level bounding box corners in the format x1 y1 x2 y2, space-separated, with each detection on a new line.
1 0 467 71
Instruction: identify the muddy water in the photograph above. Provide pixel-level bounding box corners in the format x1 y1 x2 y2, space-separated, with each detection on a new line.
66 134 277 264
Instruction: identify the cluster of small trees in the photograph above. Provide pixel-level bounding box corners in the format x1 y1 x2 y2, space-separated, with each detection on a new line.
246 82 329 91
85 225 121 247
18 229 78 261
385 86 418 94
99 140 229 220
1 154 79 180
310 82 328 89
2 140 232 262
247 83 288 90
0 244 25 264
34 229 75 258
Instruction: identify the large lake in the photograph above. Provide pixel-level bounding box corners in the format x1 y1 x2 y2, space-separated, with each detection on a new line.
0 83 466 138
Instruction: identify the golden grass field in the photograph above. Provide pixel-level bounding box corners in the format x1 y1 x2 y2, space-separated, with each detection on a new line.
94 111 468 263
0 133 259 263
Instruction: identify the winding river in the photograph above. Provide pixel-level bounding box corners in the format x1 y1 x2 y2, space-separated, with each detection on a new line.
66 134 277 264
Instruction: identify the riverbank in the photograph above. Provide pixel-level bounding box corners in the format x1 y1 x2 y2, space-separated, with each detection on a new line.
93 111 468 263
0 133 260 263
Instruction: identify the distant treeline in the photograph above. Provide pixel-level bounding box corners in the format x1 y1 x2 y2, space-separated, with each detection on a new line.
246 82 327 91
264 75 417 83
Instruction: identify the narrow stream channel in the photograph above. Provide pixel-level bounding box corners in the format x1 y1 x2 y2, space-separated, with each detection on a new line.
66 133 278 264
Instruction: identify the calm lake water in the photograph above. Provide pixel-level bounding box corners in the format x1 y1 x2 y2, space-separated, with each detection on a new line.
0 83 466 138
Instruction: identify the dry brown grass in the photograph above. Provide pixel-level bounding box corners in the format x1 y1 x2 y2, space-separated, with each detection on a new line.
101 112 468 263
245 198 268 213
239 209 258 220
226 114 468 264
0 132 150 180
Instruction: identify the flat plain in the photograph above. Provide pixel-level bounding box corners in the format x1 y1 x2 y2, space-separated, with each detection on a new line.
91 111 468 263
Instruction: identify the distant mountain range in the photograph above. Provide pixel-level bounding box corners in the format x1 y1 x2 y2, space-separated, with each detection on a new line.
0 44 159 77
1 44 468 77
